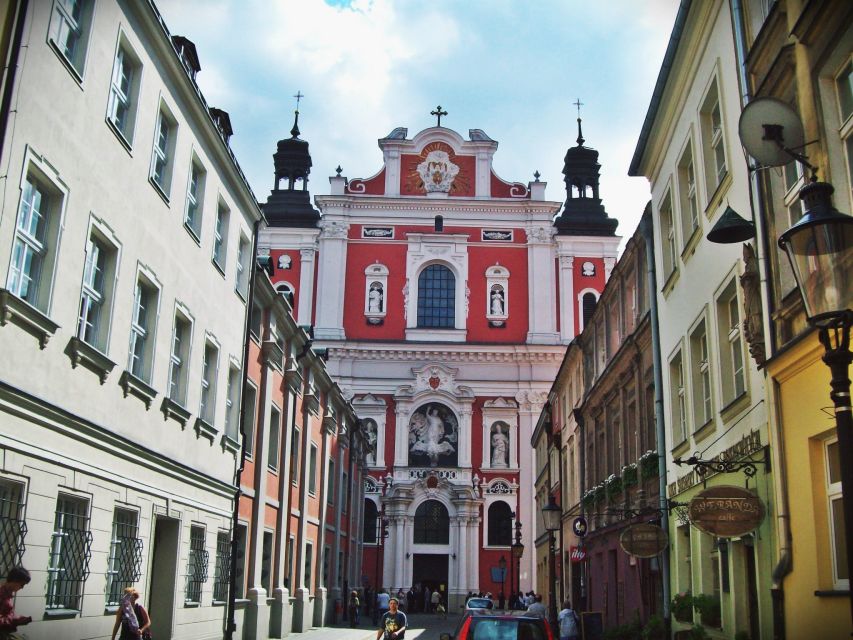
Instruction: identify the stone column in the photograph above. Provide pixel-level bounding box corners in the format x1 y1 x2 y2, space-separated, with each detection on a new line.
393 517 406 591
328 440 345 611
515 390 547 592
297 248 316 326
458 402 473 467
467 517 478 597
270 386 296 638
558 255 576 342
314 221 349 340
292 374 314 633
244 340 276 640
525 226 559 344
394 403 410 467
457 519 468 597
313 418 332 627
382 516 396 590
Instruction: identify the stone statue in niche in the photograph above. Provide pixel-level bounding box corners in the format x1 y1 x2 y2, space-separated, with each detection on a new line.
740 242 766 366
408 403 458 467
363 418 378 465
278 254 292 270
368 283 383 313
490 423 509 467
582 261 595 276
490 287 505 316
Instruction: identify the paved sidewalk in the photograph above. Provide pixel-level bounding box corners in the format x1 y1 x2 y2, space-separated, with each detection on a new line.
284 612 460 640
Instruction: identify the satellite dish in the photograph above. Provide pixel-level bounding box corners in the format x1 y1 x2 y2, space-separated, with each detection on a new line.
738 97 805 167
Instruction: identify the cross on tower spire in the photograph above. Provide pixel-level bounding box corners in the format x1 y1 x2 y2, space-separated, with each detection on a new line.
430 105 448 127
290 90 304 138
294 90 304 111
573 98 585 146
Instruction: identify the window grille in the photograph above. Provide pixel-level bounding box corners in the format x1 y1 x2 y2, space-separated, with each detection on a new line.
185 526 208 603
213 531 231 602
47 495 92 610
0 481 27 578
413 500 449 544
487 501 513 546
105 509 142 605
417 264 455 328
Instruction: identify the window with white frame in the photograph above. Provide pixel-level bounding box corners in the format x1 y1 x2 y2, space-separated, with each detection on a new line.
199 338 219 424
213 202 229 271
107 40 141 144
168 309 192 406
185 525 208 604
7 168 65 313
669 349 687 444
242 381 257 456
678 141 700 245
235 234 251 299
0 479 26 577
825 438 848 588
105 508 142 606
128 275 159 382
150 106 176 197
268 405 281 471
836 58 853 208
46 493 91 610
659 190 677 279
701 78 728 196
716 280 746 405
417 264 455 328
184 159 206 240
224 362 241 441
76 227 119 351
308 443 318 495
48 0 93 77
690 319 713 428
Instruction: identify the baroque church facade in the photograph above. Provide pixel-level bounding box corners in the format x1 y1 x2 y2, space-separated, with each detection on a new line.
259 112 620 608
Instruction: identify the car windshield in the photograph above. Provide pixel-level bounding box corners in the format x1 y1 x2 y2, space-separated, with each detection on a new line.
470 618 547 640
467 598 494 609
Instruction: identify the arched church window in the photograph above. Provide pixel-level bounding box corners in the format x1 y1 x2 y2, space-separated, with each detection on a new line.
363 499 378 544
582 292 597 328
414 500 450 544
487 501 513 546
276 282 294 307
417 264 455 328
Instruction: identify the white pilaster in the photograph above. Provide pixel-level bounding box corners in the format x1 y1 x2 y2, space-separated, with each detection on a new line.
314 220 349 339
558 255 576 342
297 248 316 326
525 225 559 344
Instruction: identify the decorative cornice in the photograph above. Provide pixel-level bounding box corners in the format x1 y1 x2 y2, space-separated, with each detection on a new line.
315 195 560 216
325 346 565 364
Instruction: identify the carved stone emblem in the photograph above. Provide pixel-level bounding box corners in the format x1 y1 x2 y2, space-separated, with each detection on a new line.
429 376 441 389
417 150 459 193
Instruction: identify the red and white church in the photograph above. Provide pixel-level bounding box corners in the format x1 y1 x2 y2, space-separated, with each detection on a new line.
259 110 620 608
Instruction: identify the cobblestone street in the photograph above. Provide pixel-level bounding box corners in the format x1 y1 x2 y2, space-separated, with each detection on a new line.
285 613 461 640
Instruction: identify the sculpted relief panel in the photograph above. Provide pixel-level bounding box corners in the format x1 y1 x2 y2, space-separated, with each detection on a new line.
408 402 459 467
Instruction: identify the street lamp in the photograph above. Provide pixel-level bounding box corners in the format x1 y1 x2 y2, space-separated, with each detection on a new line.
778 179 853 625
542 495 562 635
498 556 507 609
511 522 524 607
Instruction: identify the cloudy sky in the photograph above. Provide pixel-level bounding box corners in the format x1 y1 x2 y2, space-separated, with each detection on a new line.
157 0 679 245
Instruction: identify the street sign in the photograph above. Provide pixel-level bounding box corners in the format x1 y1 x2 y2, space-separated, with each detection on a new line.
569 546 587 563
572 516 588 538
619 523 669 558
688 485 766 537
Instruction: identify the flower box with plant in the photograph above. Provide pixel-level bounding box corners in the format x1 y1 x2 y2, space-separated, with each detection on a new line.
605 473 623 502
622 462 638 488
671 591 694 623
692 593 721 628
639 449 659 480
582 489 596 510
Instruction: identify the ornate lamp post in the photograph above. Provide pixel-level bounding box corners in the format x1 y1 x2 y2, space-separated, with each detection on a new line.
542 495 562 635
498 556 507 608
778 180 853 624
511 521 524 605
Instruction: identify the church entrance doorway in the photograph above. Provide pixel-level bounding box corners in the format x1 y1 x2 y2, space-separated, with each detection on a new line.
412 553 449 611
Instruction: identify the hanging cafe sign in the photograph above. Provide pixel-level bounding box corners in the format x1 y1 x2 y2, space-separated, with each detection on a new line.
619 523 669 558
688 485 766 538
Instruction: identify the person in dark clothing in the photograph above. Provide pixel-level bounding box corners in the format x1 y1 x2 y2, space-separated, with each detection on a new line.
377 597 407 640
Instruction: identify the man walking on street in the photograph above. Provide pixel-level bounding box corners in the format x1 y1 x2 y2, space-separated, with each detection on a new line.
377 596 407 640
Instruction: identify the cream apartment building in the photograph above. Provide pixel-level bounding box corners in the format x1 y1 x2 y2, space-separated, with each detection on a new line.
0 1 261 638
629 1 774 637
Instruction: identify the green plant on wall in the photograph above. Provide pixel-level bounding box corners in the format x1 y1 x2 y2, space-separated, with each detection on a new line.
641 614 665 640
639 449 659 480
622 462 638 488
671 591 693 623
692 593 721 628
605 474 623 501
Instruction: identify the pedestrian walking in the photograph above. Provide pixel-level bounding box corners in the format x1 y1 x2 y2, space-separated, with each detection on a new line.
349 590 361 627
430 589 440 613
0 567 32 640
376 589 391 624
376 596 407 640
111 587 152 640
558 599 580 640
525 594 547 618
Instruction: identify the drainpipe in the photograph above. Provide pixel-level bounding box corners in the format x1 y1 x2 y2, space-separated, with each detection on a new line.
573 407 586 611
225 219 261 640
729 2 789 636
640 209 671 631
0 0 28 168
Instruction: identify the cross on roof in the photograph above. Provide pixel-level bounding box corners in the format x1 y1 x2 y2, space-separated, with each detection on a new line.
573 98 584 119
431 105 448 127
294 90 304 111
